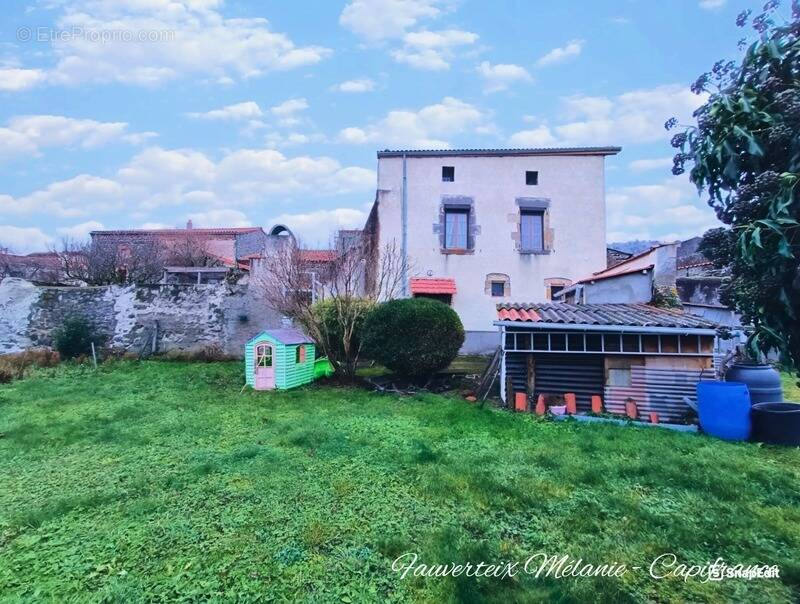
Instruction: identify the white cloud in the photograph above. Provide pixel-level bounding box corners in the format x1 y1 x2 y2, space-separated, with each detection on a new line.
22 1 331 88
606 177 719 241
699 0 726 9
187 209 251 227
392 29 478 71
339 0 443 42
270 98 309 117
338 96 487 148
509 84 705 147
57 220 105 240
0 115 145 160
0 225 53 254
0 68 46 91
187 101 263 121
333 78 376 93
629 157 674 172
507 125 558 147
536 39 585 67
477 61 532 93
269 207 368 246
0 146 375 219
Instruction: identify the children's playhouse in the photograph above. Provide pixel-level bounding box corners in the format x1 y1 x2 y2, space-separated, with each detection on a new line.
245 329 315 390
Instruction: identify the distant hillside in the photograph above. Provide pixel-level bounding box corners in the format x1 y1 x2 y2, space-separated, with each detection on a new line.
608 240 661 254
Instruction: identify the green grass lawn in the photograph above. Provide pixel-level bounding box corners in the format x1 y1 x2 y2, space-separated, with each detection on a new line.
1 361 799 603
781 371 800 401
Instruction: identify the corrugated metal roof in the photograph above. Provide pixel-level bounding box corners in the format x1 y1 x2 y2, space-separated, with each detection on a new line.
496 302 718 329
410 277 457 294
377 147 622 158
262 328 314 345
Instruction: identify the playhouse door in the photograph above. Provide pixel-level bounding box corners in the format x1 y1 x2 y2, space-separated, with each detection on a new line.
254 343 275 390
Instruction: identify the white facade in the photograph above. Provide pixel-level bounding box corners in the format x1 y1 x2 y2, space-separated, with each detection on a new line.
372 148 620 353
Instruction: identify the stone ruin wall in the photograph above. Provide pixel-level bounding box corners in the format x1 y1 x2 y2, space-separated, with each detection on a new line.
0 277 283 358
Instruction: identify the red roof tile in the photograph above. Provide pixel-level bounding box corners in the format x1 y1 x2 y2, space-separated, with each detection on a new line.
299 250 337 263
410 277 457 294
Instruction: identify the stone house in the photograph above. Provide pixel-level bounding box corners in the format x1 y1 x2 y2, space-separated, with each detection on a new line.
365 146 621 353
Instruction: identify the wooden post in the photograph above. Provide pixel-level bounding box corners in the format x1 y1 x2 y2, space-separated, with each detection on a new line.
625 398 638 420
564 392 577 415
515 392 527 412
591 395 603 414
505 376 513 409
90 342 98 369
526 355 535 401
535 394 546 416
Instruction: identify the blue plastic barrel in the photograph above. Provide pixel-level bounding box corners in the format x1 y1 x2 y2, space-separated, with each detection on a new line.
696 381 751 441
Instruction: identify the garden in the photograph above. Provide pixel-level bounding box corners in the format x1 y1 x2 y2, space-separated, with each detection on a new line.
1 359 799 602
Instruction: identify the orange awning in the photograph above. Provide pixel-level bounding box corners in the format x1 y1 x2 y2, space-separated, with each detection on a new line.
410 277 457 295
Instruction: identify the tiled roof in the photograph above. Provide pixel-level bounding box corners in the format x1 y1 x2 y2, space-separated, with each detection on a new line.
496 302 718 329
377 147 621 158
410 277 457 294
263 328 314 345
299 249 337 263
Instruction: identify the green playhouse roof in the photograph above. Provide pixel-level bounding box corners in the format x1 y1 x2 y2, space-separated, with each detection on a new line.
256 328 314 345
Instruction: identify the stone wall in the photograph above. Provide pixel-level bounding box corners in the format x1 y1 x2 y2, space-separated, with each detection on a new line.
0 277 283 357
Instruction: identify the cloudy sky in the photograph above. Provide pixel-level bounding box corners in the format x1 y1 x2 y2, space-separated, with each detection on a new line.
0 0 761 252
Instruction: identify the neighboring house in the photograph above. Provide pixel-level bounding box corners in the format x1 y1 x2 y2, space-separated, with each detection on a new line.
366 146 621 353
558 243 678 305
559 239 741 329
0 251 68 284
90 221 269 272
495 302 718 421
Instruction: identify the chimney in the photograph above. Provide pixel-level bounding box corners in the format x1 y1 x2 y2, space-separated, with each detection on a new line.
186 219 193 230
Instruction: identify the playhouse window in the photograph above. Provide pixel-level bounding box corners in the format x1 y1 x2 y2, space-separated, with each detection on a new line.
256 345 272 367
296 345 306 363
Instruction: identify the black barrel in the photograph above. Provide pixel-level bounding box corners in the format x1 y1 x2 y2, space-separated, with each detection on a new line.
751 402 800 446
725 363 783 405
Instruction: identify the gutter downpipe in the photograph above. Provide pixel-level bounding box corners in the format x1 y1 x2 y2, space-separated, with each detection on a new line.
401 153 408 296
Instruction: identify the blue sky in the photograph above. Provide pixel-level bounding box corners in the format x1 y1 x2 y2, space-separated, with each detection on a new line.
0 0 768 251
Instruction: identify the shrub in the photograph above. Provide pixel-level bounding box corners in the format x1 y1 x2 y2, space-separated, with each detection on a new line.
53 316 94 360
362 298 464 380
309 298 374 376
0 348 60 382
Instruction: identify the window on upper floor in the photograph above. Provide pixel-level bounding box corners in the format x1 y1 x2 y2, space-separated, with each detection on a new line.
520 210 544 252
442 166 455 182
444 207 469 249
490 281 505 297
526 170 539 185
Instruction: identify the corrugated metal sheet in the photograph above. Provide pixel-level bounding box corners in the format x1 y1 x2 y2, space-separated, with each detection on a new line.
604 366 715 423
504 353 604 411
534 355 604 412
496 302 718 328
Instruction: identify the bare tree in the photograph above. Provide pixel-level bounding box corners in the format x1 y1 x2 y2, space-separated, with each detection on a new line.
55 237 165 285
258 237 409 381
164 232 221 267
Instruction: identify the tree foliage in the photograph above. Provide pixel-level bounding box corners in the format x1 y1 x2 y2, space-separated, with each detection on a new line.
670 1 800 364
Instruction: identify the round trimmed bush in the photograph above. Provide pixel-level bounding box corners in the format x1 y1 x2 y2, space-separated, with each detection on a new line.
362 297 464 379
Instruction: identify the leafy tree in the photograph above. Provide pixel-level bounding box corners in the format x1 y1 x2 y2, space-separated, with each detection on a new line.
670 1 800 365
